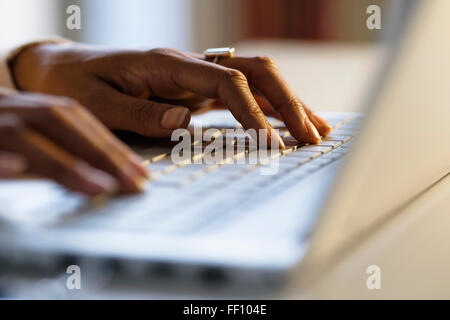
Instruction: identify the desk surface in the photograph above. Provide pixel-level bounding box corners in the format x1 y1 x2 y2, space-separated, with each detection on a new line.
290 173 450 299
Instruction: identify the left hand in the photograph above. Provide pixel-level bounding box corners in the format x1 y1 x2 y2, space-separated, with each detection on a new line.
0 89 148 195
11 43 332 145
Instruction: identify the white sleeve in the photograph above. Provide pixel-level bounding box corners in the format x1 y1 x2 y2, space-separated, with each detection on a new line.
0 48 16 89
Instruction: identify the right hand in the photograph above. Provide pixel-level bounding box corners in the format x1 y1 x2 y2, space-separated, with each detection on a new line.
0 88 148 196
11 44 332 148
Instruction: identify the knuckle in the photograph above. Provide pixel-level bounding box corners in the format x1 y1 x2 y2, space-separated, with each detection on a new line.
247 105 264 118
286 94 307 117
222 68 247 84
254 56 278 72
26 92 78 110
0 113 25 137
234 102 263 123
128 101 158 133
52 96 80 110
148 47 179 58
58 97 80 110
287 94 300 107
40 98 79 120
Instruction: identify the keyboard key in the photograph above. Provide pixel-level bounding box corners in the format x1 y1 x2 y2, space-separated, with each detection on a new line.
324 117 349 128
325 134 351 143
282 137 303 148
151 152 170 163
312 156 335 166
291 150 322 159
298 145 332 154
281 155 311 165
320 139 343 148
332 128 355 136
64 116 358 234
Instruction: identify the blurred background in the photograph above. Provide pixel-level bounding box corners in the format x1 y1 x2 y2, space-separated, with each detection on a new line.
0 0 393 111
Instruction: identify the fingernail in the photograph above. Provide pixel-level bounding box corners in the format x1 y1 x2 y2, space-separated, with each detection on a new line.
272 129 286 150
313 114 332 135
141 159 150 167
124 163 149 192
133 158 150 178
161 107 189 129
135 176 148 192
88 170 119 194
278 136 286 150
306 119 322 144
125 153 150 179
320 121 333 134
270 128 285 150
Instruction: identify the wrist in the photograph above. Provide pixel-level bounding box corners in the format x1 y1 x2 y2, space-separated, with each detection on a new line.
8 37 70 91
9 43 46 91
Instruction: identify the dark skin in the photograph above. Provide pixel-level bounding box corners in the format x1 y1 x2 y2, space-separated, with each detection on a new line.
0 89 148 195
2 42 331 195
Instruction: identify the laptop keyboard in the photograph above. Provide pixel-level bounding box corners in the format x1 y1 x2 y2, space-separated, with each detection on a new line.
61 114 361 234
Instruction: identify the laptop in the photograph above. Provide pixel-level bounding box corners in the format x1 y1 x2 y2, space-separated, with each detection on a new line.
0 0 449 293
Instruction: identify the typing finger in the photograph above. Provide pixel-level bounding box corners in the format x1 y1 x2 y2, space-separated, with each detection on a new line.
0 113 117 196
218 56 331 143
148 49 285 149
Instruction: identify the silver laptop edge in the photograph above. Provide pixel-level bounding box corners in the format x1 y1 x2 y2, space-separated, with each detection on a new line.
302 0 450 276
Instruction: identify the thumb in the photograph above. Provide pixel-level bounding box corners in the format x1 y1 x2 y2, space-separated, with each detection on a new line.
107 91 191 138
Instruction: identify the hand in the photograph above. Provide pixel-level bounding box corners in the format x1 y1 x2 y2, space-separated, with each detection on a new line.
0 89 148 195
11 43 331 147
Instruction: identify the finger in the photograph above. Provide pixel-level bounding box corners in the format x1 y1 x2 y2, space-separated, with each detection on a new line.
149 51 284 148
0 114 118 196
219 56 331 143
209 96 283 121
6 94 148 193
208 94 282 121
97 85 191 138
74 105 150 179
0 151 27 178
62 101 150 190
253 94 282 120
302 105 332 137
